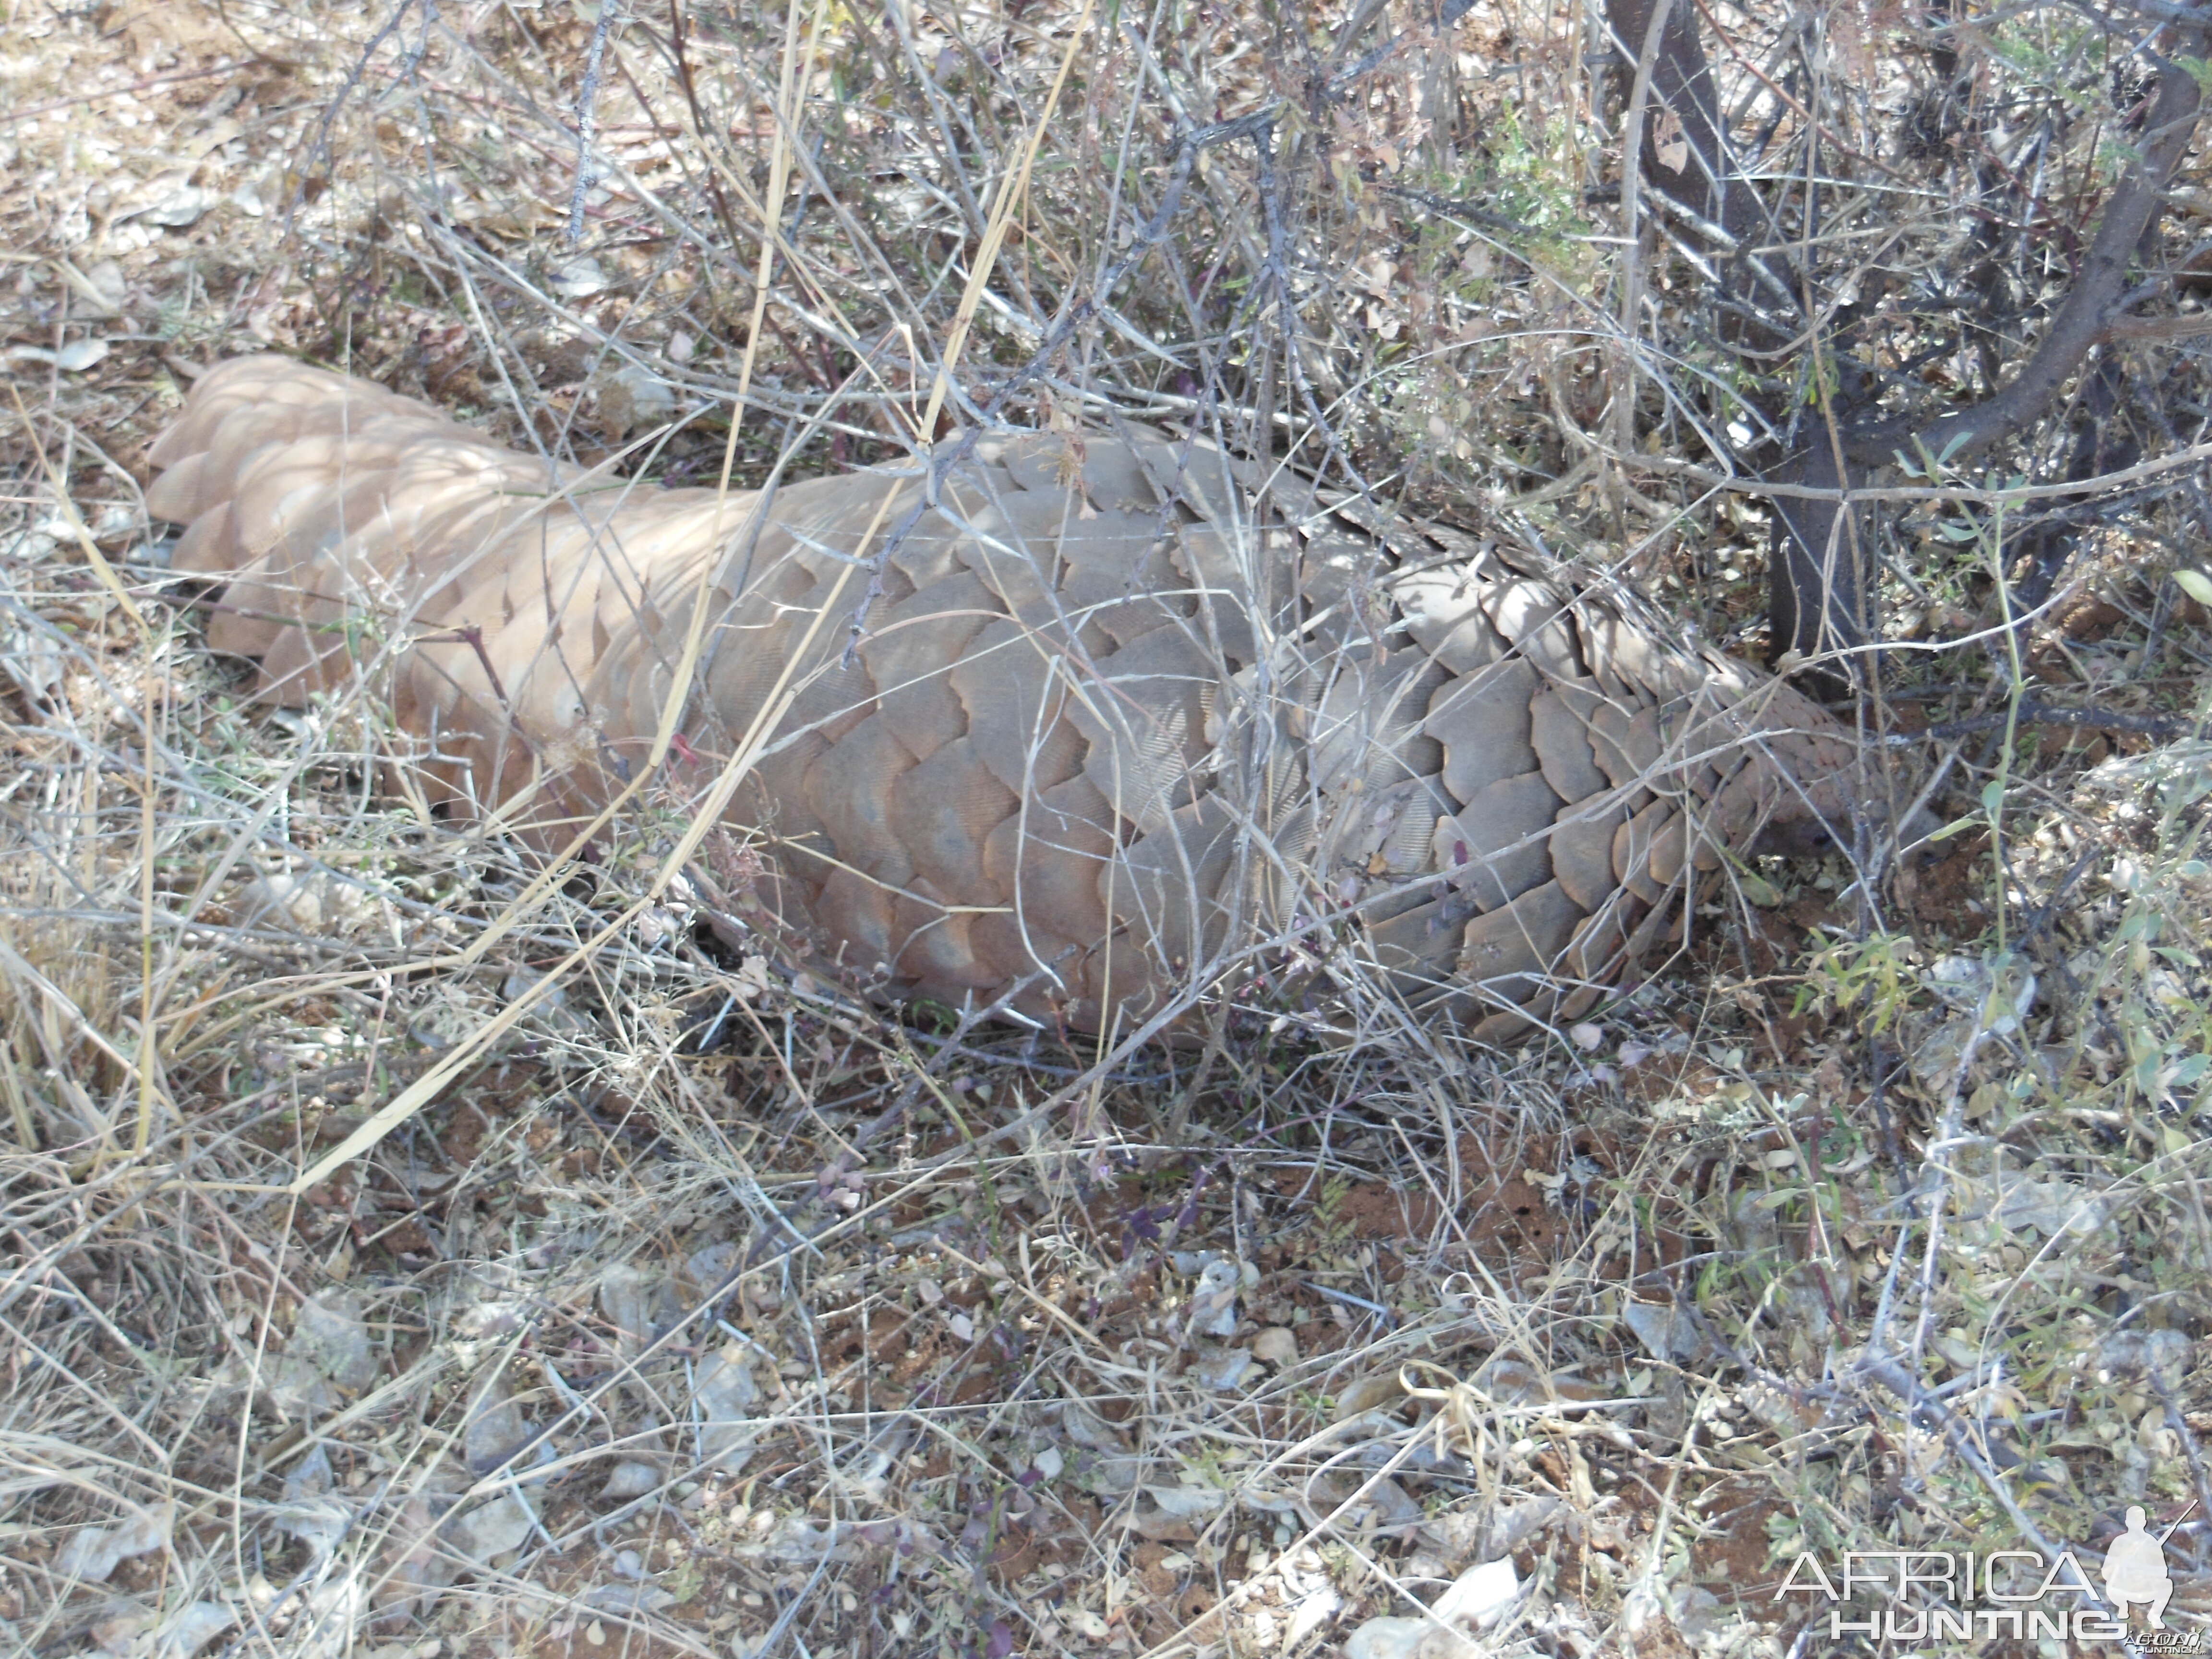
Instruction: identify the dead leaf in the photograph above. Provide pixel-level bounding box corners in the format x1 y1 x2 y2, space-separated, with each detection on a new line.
54 1506 171 1584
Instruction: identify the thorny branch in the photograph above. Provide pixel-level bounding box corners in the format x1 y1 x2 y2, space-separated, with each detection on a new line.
1607 0 2210 684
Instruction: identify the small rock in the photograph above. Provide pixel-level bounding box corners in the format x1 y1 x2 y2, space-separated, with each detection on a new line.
584 1583 676 1615
599 1460 662 1501
589 361 676 438
1189 1346 1256 1392
1342 1616 1479 1659
84 259 127 310
140 184 218 227
1333 1372 1406 1420
447 1490 536 1564
57 338 110 373
554 257 609 299
1432 1556 1520 1630
1183 1257 1243 1337
268 1290 377 1419
693 1347 762 1466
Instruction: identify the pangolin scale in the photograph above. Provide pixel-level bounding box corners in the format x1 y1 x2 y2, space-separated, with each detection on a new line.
145 356 1860 1039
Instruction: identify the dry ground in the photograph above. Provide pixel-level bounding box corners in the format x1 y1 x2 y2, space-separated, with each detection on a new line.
3 2 2212 1657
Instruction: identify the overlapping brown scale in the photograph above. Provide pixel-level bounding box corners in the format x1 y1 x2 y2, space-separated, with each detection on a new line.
857 572 997 763
143 450 227 527
223 446 551 679
1169 525 1250 599
1549 797 1628 912
1459 878 1582 1005
1587 699 1663 791
1126 432 1245 530
947 617 1088 796
1699 682 1862 834
189 439 408 656
1433 771 1559 910
1068 626 1215 836
1482 577 1584 680
221 430 419 555
148 356 1867 1042
168 500 240 577
752 470 918 578
148 359 425 470
1424 658 1538 802
1307 648 1444 797
1430 613 1512 676
404 519 594 739
982 776 1118 949
1613 798 1685 905
889 739 1018 902
997 430 1162 512
814 864 898 977
1578 606 1712 708
252 614 353 704
494 523 625 669
1169 523 1286 650
256 468 506 702
1368 896 1476 1010
805 718 920 890
1109 793 1242 985
1394 564 1492 653
1528 681 1611 804
950 491 1088 620
149 409 402 530
697 565 828 753
1055 510 1179 611
1338 775 1454 883
888 887 994 994
742 738 834 879
778 642 878 751
1558 898 1639 995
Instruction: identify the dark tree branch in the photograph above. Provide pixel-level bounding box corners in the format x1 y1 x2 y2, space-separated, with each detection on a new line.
2008 349 2136 620
1604 0 1777 308
1844 42 2206 469
1883 700 2195 743
1606 0 2207 687
1607 0 1871 683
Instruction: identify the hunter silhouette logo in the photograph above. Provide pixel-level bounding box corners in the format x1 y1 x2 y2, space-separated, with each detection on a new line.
2103 1505 2180 1629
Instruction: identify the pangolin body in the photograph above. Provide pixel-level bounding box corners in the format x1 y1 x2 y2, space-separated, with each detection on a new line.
146 356 1860 1038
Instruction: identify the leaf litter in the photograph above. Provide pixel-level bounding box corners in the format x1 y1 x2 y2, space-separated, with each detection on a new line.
0 0 2209 1655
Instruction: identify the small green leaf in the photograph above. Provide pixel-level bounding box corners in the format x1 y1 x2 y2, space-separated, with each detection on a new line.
2172 567 2212 607
1738 869 1786 908
666 1557 705 1606
1981 779 2007 817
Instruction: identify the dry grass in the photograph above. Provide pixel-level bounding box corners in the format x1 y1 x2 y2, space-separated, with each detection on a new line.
4 1 2212 1656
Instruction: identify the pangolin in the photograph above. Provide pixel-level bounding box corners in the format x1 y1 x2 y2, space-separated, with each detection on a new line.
145 356 1860 1039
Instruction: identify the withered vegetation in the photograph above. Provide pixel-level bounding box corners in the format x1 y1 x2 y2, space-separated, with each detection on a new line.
2 0 2210 1655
